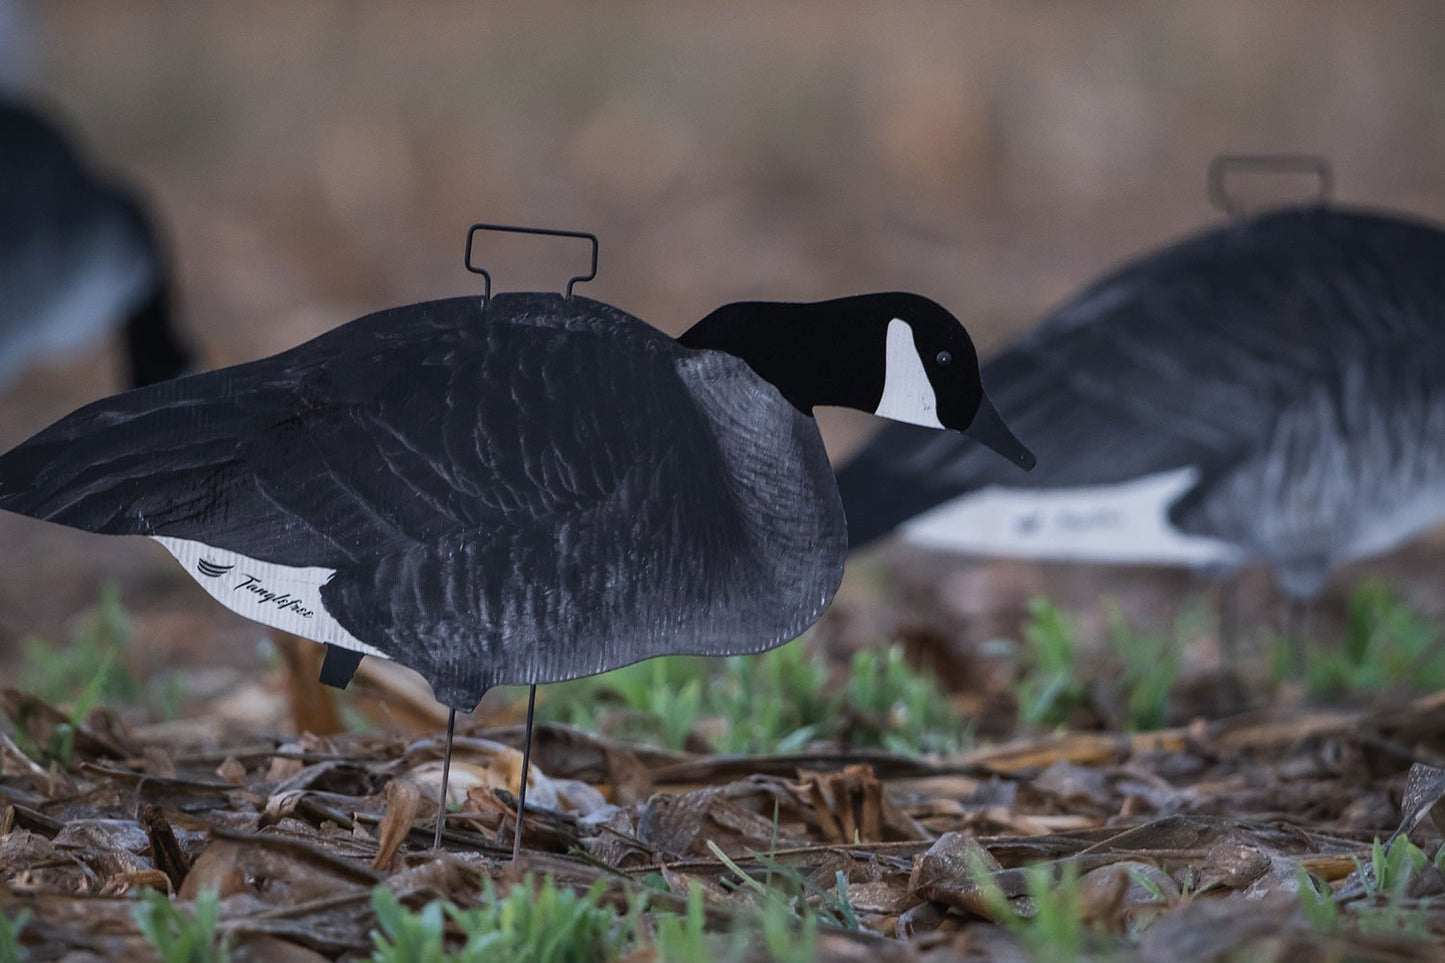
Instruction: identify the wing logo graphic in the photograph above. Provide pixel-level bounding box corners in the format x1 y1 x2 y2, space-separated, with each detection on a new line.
197 558 235 578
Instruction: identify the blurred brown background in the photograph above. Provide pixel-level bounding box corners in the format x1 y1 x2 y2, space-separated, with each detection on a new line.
4 1 1445 690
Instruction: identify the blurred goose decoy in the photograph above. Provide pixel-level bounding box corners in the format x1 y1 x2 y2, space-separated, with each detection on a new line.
838 205 1445 631
0 99 190 391
0 257 1033 853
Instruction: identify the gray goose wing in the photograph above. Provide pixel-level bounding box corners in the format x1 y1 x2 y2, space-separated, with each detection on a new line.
838 206 1445 548
0 292 844 707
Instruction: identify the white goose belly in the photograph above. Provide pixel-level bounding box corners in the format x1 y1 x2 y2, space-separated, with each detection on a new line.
899 466 1242 567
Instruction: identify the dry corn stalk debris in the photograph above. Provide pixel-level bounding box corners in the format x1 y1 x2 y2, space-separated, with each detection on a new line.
4 683 1445 960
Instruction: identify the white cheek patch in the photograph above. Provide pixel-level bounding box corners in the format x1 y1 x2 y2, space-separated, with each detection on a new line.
874 318 944 429
900 466 1243 567
151 536 388 659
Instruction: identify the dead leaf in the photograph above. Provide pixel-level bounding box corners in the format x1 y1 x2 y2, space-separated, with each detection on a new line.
1393 762 1445 843
1136 893 1295 963
637 788 808 859
908 832 1004 916
180 832 381 906
371 779 422 873
217 756 248 785
805 764 885 844
141 803 191 892
99 868 173 896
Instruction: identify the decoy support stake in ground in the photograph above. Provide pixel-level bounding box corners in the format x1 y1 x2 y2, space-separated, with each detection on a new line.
432 220 600 854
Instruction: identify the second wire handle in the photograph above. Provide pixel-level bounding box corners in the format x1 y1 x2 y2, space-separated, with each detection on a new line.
1207 154 1333 217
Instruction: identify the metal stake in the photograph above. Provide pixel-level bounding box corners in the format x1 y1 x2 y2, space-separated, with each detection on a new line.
511 684 538 862
433 707 457 850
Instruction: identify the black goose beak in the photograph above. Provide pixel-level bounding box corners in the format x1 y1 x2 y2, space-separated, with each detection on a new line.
965 393 1036 470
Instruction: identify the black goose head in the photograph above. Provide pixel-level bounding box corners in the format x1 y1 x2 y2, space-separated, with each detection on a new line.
679 292 1035 469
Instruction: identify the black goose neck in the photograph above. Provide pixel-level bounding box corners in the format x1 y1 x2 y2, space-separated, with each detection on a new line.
678 299 880 414
123 277 191 388
113 190 190 388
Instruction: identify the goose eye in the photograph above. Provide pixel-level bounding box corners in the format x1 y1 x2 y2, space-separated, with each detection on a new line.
935 351 953 367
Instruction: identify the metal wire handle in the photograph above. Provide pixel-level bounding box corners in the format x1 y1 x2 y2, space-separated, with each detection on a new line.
464 222 599 300
1207 154 1333 217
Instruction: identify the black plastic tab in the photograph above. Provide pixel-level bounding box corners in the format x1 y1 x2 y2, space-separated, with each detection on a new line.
318 643 364 690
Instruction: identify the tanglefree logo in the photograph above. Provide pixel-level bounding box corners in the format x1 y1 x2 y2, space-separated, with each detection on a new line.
194 556 317 619
233 573 316 618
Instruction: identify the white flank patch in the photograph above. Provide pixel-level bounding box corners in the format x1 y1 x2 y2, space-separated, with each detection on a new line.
152 536 388 659
874 318 943 429
900 466 1243 566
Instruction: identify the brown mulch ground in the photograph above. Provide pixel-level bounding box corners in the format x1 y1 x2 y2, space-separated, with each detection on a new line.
6 642 1445 961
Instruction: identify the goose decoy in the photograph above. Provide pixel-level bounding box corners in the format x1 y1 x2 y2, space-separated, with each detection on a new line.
0 225 1034 854
837 205 1445 633
1 99 190 391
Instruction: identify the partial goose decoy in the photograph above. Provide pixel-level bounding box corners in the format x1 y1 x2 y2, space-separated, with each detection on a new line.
0 100 190 391
0 285 1033 853
838 205 1445 615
